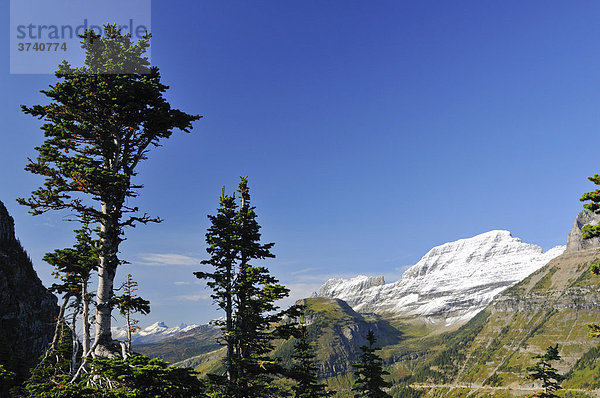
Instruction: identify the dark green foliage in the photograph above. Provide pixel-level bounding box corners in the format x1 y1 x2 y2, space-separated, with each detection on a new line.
525 344 563 398
83 354 206 397
0 364 16 397
14 323 82 397
579 174 600 242
290 323 335 398
196 177 298 397
352 329 391 398
16 329 205 398
194 185 238 385
43 219 99 298
483 372 502 387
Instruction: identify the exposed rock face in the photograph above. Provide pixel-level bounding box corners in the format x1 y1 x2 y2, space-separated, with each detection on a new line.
313 275 385 299
315 230 564 325
0 201 14 241
566 210 600 252
0 200 57 378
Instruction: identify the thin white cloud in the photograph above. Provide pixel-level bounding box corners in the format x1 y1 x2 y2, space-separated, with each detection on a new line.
174 281 191 286
137 253 197 267
175 293 211 302
290 267 320 276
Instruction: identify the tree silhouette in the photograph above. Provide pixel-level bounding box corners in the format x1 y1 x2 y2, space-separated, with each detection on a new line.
352 329 391 398
526 344 563 398
19 24 200 358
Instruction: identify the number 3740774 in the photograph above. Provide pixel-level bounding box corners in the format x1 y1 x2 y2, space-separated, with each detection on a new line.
17 42 67 51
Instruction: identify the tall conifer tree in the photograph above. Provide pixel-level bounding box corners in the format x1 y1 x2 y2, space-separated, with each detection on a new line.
19 25 200 357
352 329 391 398
525 344 563 398
290 323 334 398
194 188 238 385
196 177 295 397
116 273 150 358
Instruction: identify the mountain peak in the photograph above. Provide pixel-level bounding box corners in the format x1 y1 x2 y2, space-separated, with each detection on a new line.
313 275 385 299
0 200 15 241
566 210 600 252
315 230 564 325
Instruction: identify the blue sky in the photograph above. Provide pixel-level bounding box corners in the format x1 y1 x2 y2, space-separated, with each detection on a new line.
2 1 600 327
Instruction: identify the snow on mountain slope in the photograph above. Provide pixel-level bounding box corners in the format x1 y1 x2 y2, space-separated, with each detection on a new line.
112 321 201 344
314 230 565 325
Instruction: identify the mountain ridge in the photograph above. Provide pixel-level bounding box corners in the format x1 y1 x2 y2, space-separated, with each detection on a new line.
112 321 202 344
314 230 564 325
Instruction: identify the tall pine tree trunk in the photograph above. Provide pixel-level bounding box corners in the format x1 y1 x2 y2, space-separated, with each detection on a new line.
94 201 120 358
81 279 90 356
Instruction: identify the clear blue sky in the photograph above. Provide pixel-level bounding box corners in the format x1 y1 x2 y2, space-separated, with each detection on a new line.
2 1 600 327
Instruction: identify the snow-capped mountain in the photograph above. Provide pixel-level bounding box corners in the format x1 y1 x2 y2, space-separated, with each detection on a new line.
314 230 565 325
112 321 201 344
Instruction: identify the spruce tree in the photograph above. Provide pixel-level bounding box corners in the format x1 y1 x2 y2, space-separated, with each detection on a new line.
115 273 150 358
196 177 295 397
352 329 391 398
290 323 334 398
194 188 238 384
525 344 563 398
18 24 200 358
234 177 291 396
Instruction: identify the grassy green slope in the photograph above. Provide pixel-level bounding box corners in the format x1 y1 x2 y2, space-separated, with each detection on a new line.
408 249 600 397
133 324 221 364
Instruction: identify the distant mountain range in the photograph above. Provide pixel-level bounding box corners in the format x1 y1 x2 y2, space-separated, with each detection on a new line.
314 230 564 325
128 230 565 347
112 321 201 344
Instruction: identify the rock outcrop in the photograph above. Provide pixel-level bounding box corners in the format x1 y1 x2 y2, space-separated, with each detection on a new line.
566 210 600 252
0 200 57 378
315 230 564 325
276 297 402 378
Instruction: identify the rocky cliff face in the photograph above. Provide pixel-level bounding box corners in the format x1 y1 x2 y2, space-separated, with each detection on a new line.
0 202 15 241
566 210 600 252
315 230 564 325
0 200 57 378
